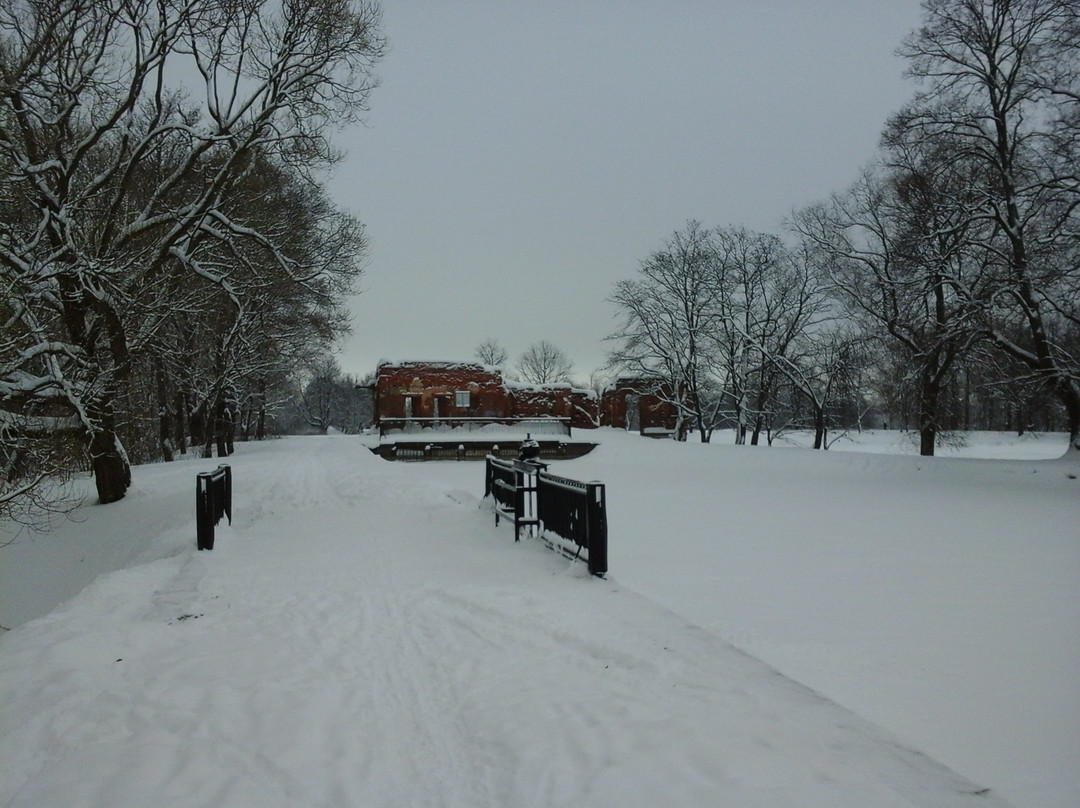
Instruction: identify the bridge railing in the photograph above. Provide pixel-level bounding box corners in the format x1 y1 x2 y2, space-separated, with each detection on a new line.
196 464 231 550
483 456 607 577
484 456 545 542
380 416 571 438
535 470 607 577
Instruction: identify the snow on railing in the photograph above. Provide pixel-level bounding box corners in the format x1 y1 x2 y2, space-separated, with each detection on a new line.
483 455 607 577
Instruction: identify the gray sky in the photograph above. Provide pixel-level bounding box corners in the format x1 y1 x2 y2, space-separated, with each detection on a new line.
327 1 926 382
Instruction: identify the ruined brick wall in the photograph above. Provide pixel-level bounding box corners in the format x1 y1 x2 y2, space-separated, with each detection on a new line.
374 362 600 428
374 362 510 421
508 385 599 430
601 378 680 432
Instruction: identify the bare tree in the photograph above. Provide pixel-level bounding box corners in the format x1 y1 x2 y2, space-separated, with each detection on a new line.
707 227 765 443
0 0 385 512
0 409 81 540
708 227 829 444
474 338 508 367
607 221 720 441
609 221 830 444
516 340 574 385
297 356 344 434
896 0 1080 454
771 325 872 450
793 148 984 456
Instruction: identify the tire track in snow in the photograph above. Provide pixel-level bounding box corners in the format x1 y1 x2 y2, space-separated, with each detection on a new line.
2 437 1020 807
156 438 515 805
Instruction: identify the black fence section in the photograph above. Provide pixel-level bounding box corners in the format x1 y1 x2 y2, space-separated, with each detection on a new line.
535 471 607 577
484 456 544 542
483 456 607 577
380 416 572 438
196 464 232 550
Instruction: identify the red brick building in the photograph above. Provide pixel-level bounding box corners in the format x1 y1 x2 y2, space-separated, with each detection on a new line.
372 361 679 435
505 382 598 429
373 361 510 424
601 377 682 437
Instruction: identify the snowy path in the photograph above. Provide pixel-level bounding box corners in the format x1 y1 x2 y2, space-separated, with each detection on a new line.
0 436 1028 807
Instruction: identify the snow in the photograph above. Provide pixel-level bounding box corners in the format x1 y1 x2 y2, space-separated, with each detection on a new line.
377 359 495 372
1 430 1077 808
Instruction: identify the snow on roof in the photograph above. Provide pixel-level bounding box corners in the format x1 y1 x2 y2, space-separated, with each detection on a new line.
376 360 595 396
503 379 596 397
376 359 503 375
378 359 486 369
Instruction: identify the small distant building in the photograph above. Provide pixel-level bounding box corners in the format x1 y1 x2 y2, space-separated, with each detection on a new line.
371 361 681 443
373 361 509 424
601 376 682 437
372 361 600 430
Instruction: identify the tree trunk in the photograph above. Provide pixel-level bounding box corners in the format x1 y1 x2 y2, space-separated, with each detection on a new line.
202 396 217 458
1058 378 1080 456
750 381 770 446
224 402 235 456
917 370 941 457
919 426 936 457
693 396 710 443
812 405 826 450
206 392 233 458
89 423 131 504
157 367 174 462
175 391 188 456
732 396 746 445
191 399 206 452
731 406 745 444
158 411 174 462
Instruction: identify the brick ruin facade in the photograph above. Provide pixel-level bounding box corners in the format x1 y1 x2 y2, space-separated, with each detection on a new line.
372 362 680 434
601 377 681 435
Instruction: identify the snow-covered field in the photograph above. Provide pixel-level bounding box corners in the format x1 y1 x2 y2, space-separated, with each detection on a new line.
1 430 1076 808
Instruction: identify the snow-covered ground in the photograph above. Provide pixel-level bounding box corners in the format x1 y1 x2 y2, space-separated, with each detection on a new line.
1 430 1076 807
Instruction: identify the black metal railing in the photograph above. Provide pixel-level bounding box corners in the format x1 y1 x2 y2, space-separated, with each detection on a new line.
484 456 545 542
196 464 231 550
483 455 607 577
535 471 607 577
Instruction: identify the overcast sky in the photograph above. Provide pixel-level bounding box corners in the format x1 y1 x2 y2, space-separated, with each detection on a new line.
327 0 926 382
